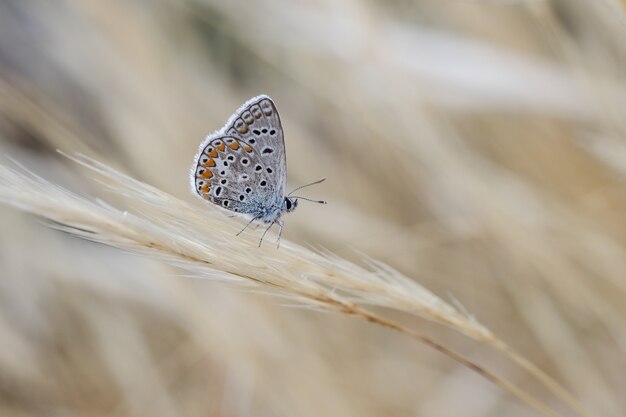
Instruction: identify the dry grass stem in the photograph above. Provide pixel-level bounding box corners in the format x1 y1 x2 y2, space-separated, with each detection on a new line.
0 154 589 417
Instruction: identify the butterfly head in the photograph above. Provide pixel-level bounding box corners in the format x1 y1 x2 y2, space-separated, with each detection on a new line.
283 196 298 213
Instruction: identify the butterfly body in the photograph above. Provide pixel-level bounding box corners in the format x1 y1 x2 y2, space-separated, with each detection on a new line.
253 195 298 224
190 95 312 245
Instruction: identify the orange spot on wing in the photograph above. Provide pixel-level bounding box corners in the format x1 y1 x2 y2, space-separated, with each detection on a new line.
201 170 213 179
244 145 253 152
200 184 210 193
216 143 226 152
228 142 240 150
203 158 216 167
208 150 218 158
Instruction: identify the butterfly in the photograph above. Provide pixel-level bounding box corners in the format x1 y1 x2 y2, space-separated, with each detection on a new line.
190 95 325 247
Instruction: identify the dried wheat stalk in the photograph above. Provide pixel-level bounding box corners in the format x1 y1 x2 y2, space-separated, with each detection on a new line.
0 154 592 417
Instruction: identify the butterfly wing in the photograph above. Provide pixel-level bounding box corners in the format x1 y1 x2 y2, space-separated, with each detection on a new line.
222 95 287 196
191 135 279 215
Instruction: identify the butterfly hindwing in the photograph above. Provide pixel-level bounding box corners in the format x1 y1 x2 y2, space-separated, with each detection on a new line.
192 135 278 214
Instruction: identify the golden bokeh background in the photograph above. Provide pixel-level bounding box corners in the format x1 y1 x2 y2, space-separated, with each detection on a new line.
1 1 625 416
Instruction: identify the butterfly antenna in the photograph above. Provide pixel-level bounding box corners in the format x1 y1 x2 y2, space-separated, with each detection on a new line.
287 178 326 197
290 196 327 204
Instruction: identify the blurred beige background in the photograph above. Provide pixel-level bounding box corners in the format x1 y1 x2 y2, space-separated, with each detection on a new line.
1 1 626 416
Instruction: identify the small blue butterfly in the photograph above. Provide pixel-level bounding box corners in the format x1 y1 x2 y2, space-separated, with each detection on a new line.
191 95 325 246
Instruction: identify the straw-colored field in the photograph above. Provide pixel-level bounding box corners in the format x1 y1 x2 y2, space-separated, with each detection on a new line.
1 1 625 416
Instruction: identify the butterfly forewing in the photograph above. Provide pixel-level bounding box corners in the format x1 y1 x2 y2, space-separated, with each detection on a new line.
223 95 286 195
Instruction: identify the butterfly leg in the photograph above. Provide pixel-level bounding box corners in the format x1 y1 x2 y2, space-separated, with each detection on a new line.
276 220 285 249
236 215 260 237
258 221 275 247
